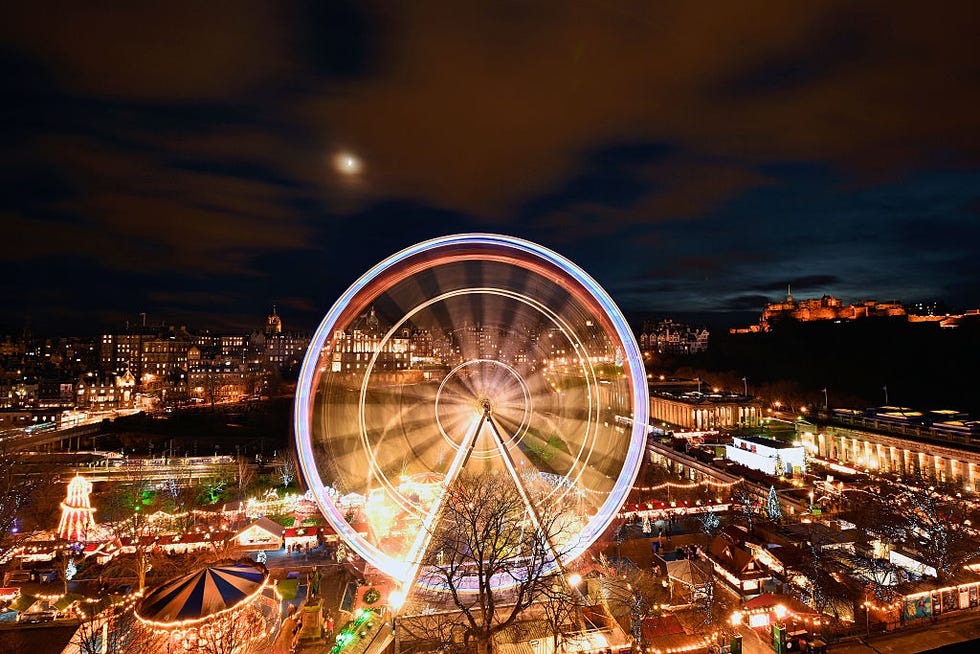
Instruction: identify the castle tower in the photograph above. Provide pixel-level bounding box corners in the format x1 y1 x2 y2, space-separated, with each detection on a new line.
57 474 97 542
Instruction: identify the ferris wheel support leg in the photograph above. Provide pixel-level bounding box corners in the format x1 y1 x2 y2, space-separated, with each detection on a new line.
396 412 485 612
485 416 585 601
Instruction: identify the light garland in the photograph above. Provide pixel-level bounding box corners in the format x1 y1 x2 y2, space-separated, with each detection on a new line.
633 479 742 492
135 570 269 630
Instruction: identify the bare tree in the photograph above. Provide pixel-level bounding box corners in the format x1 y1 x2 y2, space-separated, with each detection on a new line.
101 462 163 591
539 575 585 654
70 603 156 654
687 558 736 651
234 456 255 500
395 610 469 654
419 472 574 654
795 525 853 621
731 484 761 534
847 472 979 582
190 606 267 654
597 554 669 650
0 449 36 558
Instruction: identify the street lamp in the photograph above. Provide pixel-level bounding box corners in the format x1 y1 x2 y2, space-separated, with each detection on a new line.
730 610 742 627
773 604 788 653
389 589 405 654
730 611 744 654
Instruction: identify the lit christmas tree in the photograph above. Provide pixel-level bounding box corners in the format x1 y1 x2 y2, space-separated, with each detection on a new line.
765 485 782 524
57 475 97 541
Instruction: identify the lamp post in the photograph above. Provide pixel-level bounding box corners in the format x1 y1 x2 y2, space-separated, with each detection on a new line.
730 611 743 654
773 604 788 654
389 589 405 654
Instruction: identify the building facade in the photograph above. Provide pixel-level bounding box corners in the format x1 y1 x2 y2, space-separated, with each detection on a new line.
650 389 763 430
797 414 979 491
726 436 806 476
639 319 709 355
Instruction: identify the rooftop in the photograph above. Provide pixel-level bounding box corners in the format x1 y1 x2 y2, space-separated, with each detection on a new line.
735 435 799 450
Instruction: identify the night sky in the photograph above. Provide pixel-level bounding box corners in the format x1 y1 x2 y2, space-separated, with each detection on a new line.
3 1 979 334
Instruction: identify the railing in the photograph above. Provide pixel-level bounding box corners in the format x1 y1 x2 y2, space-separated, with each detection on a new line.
818 414 977 451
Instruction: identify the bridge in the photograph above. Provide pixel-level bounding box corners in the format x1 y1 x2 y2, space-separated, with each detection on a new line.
1 421 107 453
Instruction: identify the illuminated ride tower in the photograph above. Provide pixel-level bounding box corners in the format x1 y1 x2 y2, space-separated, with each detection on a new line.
294 234 649 596
57 474 98 541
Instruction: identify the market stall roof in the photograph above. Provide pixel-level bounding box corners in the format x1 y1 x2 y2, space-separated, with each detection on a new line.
743 592 819 615
135 562 268 626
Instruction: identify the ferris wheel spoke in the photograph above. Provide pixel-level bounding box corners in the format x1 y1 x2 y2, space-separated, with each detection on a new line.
399 411 485 592
484 414 566 569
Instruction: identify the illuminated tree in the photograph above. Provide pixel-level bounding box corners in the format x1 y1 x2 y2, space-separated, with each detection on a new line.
275 457 295 488
698 511 721 537
70 600 159 654
765 485 782 524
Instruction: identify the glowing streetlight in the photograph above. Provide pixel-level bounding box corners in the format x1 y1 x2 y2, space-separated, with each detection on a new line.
567 573 582 587
389 589 405 610
773 604 787 620
730 610 742 627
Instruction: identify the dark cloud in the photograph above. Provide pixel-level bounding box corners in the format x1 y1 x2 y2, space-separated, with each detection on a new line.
721 295 774 312
1 1 979 331
753 276 841 293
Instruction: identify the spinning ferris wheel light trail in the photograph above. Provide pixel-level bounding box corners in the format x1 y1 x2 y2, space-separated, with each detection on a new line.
294 234 649 590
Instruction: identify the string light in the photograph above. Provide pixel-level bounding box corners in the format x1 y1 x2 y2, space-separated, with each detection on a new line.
633 479 742 492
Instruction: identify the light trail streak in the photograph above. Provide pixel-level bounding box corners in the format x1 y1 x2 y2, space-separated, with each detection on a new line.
294 234 649 586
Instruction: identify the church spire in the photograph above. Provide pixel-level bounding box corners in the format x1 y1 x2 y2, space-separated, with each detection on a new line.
786 284 793 303
266 305 282 336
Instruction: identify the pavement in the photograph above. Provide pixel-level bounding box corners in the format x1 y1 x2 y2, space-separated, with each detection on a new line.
830 611 980 653
736 625 777 654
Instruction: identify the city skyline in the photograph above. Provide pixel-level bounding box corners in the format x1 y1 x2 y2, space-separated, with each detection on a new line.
2 3 978 332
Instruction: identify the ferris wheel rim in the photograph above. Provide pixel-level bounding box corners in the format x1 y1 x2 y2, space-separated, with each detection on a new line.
294 233 650 583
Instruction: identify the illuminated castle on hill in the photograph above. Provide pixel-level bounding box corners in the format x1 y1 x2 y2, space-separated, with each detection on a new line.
732 286 907 333
57 474 97 541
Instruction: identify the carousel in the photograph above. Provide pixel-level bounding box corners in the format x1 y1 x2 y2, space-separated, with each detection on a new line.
132 561 281 653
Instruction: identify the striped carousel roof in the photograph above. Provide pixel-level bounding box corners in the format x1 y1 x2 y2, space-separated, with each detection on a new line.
135 562 268 626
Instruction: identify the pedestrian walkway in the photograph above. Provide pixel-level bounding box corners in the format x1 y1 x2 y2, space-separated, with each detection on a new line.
830 611 980 653
736 625 775 654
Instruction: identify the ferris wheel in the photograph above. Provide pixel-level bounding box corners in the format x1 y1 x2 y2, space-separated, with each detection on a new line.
294 234 648 587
